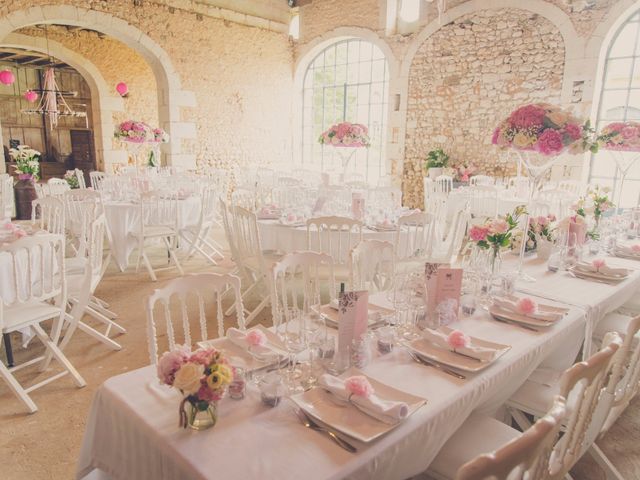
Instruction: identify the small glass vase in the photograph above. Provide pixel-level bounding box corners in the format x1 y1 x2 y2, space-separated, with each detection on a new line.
182 400 218 431
489 246 502 277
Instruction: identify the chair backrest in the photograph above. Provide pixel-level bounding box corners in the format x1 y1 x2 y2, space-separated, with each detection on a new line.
231 188 256 210
437 209 471 263
558 180 583 196
270 251 335 327
550 333 622 478
47 177 71 196
271 186 303 210
467 185 499 218
229 205 266 276
395 211 435 262
0 233 66 309
350 240 395 293
0 174 14 219
434 175 453 195
306 216 363 266
456 396 566 480
90 171 106 191
277 176 301 187
368 186 402 210
140 191 180 230
469 175 495 186
145 273 245 365
31 196 65 236
74 168 87 189
219 198 239 261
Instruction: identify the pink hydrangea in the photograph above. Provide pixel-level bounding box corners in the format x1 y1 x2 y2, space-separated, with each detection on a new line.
196 382 223 402
564 123 582 141
189 348 216 367
157 345 190 385
469 225 489 242
447 330 471 350
246 329 267 347
536 128 564 156
621 126 638 139
509 104 546 129
344 375 374 398
490 219 509 235
516 297 538 315
592 258 606 271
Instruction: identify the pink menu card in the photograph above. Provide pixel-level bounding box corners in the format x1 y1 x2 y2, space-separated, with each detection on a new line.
337 290 369 361
424 263 462 324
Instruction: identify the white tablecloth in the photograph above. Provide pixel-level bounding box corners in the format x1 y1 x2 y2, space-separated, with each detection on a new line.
104 197 201 271
76 256 640 480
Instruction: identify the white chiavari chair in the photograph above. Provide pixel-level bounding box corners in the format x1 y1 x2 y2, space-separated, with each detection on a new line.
0 234 85 413
277 176 301 188
135 191 184 281
63 189 103 256
270 251 336 327
31 196 65 236
432 209 471 263
33 182 46 199
145 273 245 365
558 180 583 196
394 211 435 271
74 168 87 189
467 185 499 218
505 176 531 199
506 333 623 479
427 396 566 480
181 183 223 265
469 174 495 186
368 186 402 210
47 177 71 196
0 173 14 219
89 171 106 192
306 216 363 282
271 186 304 210
435 175 454 195
350 240 395 293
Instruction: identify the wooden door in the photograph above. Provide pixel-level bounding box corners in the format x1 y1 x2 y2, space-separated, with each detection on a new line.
70 129 95 184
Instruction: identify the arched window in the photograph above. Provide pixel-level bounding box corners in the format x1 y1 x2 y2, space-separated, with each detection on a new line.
590 10 640 207
301 39 389 184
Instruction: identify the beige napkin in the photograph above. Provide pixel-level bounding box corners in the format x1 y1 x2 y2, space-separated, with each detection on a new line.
318 374 409 424
574 262 628 278
615 245 640 258
492 298 563 322
423 329 498 362
227 328 273 356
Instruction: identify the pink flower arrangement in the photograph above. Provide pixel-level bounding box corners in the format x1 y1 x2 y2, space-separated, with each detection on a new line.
246 329 267 347
598 121 640 151
592 258 606 271
516 297 538 316
318 122 371 148
456 164 476 183
467 207 526 254
344 375 374 398
490 219 509 235
447 330 471 350
157 345 191 385
115 120 154 143
152 127 170 143
492 103 591 156
469 225 489 242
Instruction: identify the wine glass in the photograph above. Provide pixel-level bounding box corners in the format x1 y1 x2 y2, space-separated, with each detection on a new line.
278 308 307 394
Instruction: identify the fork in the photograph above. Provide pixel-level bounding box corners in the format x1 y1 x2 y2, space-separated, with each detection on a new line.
294 408 357 453
405 350 466 380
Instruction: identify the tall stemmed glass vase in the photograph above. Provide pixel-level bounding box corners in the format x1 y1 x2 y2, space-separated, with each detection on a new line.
335 147 359 183
607 150 640 214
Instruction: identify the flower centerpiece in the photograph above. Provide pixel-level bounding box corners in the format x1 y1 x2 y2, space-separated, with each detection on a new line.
157 345 234 430
424 148 450 180
511 213 556 259
570 186 614 241
148 127 170 167
115 121 170 169
596 121 640 212
9 145 40 181
455 163 476 184
114 120 154 143
64 170 80 189
318 122 370 180
468 206 526 275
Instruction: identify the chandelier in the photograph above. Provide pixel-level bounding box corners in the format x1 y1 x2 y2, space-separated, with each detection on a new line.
21 25 86 130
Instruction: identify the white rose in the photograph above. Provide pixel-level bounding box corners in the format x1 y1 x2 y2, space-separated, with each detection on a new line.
172 362 203 394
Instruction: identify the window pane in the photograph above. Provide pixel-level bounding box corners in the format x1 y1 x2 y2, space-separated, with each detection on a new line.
605 58 633 88
610 22 638 58
599 89 628 119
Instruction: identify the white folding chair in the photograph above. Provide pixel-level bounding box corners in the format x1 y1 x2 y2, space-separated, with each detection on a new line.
467 185 499 218
74 168 87 189
0 234 85 413
0 173 14 219
350 240 395 293
558 180 583 196
394 211 435 270
145 273 245 365
270 251 336 327
63 189 103 256
31 196 65 236
47 177 71 196
180 183 223 265
306 216 363 282
90 171 106 191
135 191 184 281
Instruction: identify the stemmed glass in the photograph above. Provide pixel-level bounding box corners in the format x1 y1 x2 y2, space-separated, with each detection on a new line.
302 296 327 388
278 308 307 394
607 151 640 215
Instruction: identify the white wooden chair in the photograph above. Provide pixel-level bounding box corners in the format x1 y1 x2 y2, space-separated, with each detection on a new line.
271 185 304 210
0 173 14 219
506 333 624 479
306 216 363 282
270 251 336 328
74 168 87 189
368 186 402 210
469 174 495 186
434 175 454 195
350 240 394 293
180 182 223 265
47 177 71 196
558 180 583 196
89 171 106 191
63 189 103 256
231 188 256 211
145 273 245 365
432 209 471 263
428 396 566 480
134 191 184 281
31 196 65 236
537 189 576 220
277 176 301 188
0 234 85 413
467 185 499 218
394 211 435 270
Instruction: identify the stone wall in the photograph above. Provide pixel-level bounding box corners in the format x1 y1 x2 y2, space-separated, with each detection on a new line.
403 9 564 207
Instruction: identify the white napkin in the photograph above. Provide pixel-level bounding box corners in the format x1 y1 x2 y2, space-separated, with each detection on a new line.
615 245 640 258
422 329 498 362
318 374 409 424
574 262 628 278
227 328 273 356
492 298 563 322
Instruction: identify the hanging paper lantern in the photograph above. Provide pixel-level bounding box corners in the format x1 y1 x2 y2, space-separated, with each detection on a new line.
116 82 129 97
0 69 15 85
24 90 38 103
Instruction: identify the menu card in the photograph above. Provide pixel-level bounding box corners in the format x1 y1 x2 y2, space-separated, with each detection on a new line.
337 290 369 362
424 263 462 325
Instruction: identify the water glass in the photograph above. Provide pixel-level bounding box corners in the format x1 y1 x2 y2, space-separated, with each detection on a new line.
500 272 517 297
259 372 286 407
229 367 246 400
376 326 396 355
460 293 477 317
547 251 562 272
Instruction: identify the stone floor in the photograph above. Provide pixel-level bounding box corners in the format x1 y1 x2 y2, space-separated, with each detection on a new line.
0 242 639 480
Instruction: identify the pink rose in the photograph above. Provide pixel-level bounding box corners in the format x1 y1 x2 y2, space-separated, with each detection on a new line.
14 229 26 238
490 219 509 235
631 244 640 253
246 329 267 347
469 225 489 242
196 383 222 402
336 123 351 138
564 123 582 141
516 297 538 315
189 348 215 367
536 216 548 226
621 126 638 139
592 258 606 271
344 375 374 398
157 345 190 385
535 128 564 156
447 330 471 350
509 104 546 129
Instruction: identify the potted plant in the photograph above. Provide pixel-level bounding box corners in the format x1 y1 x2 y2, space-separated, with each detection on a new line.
9 145 40 220
425 148 449 180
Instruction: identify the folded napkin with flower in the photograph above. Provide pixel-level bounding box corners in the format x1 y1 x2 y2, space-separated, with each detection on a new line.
227 328 273 357
615 244 640 258
492 297 564 322
318 374 409 424
574 259 629 278
422 328 499 362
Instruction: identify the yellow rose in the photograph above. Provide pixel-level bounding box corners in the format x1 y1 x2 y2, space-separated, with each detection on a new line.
548 111 568 126
513 132 534 148
207 364 233 390
173 363 204 394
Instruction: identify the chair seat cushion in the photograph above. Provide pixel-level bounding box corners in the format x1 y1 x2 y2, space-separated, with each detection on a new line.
593 311 634 341
507 370 561 418
2 300 63 333
428 413 520 479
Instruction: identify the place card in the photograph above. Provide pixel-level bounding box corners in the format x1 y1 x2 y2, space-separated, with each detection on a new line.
424 263 462 325
337 290 369 364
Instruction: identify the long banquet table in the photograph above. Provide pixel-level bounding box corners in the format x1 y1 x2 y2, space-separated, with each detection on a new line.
77 254 640 480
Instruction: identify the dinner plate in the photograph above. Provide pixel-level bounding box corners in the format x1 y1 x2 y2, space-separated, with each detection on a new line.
569 266 629 283
197 325 286 373
489 305 556 329
313 303 394 329
613 249 640 261
367 224 397 232
290 369 426 443
407 326 511 372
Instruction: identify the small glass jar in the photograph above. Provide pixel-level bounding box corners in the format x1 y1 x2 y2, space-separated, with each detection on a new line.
547 252 562 273
376 326 396 355
460 293 477 317
259 372 286 407
229 367 246 400
500 272 517 297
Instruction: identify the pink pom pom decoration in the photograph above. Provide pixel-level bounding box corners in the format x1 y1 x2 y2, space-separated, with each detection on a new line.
632 244 640 253
447 330 471 350
592 258 606 271
24 90 38 103
516 297 538 316
344 375 374 398
0 69 15 85
116 82 129 97
246 329 267 347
